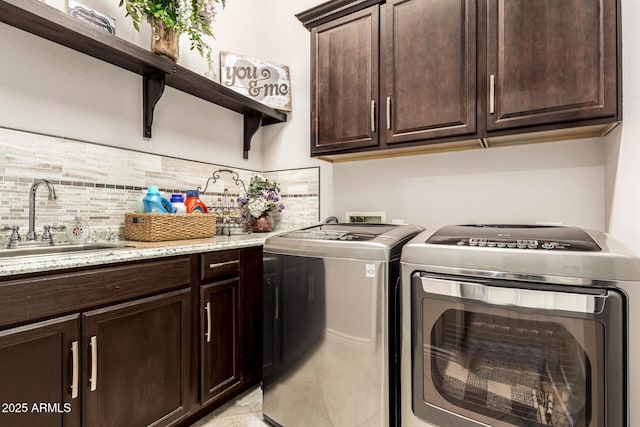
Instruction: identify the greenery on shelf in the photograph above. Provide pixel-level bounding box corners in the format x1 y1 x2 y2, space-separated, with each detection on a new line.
118 0 226 59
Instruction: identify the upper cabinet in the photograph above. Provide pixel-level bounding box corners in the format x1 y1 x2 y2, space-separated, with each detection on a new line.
384 0 477 145
312 7 380 153
486 0 618 131
298 0 621 161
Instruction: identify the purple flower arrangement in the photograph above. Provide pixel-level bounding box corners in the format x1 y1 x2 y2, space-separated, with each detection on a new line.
237 175 285 219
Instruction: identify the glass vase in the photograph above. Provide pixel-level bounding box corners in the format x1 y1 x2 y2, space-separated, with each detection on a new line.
150 19 179 62
249 212 274 233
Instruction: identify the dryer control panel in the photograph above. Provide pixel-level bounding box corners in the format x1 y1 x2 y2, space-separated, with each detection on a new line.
426 224 602 251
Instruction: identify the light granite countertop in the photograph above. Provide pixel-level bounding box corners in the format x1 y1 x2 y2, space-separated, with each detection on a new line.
0 233 280 278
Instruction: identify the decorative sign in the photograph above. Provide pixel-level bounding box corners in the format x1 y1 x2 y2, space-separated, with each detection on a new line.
220 51 292 112
67 0 116 35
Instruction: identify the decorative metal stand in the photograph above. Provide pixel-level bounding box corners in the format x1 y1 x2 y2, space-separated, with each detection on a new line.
198 169 250 235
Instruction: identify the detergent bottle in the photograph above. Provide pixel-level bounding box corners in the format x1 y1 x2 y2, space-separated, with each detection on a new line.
143 186 175 213
185 190 208 213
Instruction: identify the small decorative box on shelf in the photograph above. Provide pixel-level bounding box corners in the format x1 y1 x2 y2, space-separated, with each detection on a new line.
124 212 217 242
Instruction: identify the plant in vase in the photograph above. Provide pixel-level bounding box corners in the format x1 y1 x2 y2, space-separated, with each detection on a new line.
118 0 225 62
237 176 285 232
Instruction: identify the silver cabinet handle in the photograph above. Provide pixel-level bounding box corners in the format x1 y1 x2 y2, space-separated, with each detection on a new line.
209 260 239 269
386 96 391 130
370 100 376 132
275 286 279 320
71 341 79 399
205 302 211 343
489 74 495 114
89 336 97 392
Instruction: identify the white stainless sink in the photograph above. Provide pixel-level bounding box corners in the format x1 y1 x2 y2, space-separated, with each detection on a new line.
0 243 131 258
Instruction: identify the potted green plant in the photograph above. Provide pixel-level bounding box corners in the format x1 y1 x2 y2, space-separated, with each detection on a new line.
118 0 225 62
237 176 285 232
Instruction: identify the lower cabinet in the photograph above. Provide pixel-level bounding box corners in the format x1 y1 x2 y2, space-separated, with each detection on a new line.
0 289 190 427
200 279 241 405
0 246 264 427
0 315 81 427
82 289 191 427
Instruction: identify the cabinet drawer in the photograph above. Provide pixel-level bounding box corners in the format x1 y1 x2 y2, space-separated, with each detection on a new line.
0 257 191 329
200 250 240 281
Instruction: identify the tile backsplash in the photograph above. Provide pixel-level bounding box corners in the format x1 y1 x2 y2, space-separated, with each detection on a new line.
0 127 319 245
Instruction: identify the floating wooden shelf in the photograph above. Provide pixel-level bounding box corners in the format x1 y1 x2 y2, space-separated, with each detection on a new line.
0 0 287 159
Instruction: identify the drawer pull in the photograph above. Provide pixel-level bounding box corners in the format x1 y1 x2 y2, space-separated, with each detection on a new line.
209 260 239 270
71 341 79 399
205 301 212 343
89 336 98 392
370 100 376 132
489 74 495 114
386 96 391 130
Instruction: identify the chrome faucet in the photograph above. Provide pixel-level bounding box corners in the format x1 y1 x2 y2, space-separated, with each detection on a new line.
27 179 57 241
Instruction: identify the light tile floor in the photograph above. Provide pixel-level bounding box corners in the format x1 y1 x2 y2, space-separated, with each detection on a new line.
191 386 269 427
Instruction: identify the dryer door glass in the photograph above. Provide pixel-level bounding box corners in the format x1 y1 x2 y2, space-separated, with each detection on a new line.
411 274 624 427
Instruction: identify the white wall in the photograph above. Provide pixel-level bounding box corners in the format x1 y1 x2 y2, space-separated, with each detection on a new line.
0 1 272 171
252 0 335 218
605 0 640 255
332 139 606 229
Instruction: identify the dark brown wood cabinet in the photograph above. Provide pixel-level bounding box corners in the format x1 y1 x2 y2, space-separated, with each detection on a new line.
298 0 621 159
384 0 477 144
486 0 618 132
200 279 242 405
0 247 264 427
0 315 80 427
305 0 479 156
82 289 191 427
312 6 380 154
196 247 263 409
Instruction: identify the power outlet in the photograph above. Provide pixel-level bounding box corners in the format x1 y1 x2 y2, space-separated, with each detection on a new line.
345 211 386 224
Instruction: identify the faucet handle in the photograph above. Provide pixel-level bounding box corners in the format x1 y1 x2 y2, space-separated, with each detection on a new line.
8 226 21 248
42 225 52 242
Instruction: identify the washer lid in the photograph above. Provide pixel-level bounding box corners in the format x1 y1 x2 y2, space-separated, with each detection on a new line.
426 224 601 251
282 223 397 241
265 223 423 260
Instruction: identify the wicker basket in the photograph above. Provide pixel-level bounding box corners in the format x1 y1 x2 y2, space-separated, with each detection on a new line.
124 212 217 242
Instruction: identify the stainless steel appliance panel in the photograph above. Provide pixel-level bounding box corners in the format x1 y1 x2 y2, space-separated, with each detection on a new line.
263 223 423 427
400 225 640 427
263 254 387 426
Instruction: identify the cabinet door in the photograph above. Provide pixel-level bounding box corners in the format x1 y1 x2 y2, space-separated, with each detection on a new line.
0 315 80 427
384 0 477 144
200 278 242 405
311 6 379 154
487 0 618 131
82 289 191 427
